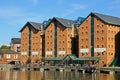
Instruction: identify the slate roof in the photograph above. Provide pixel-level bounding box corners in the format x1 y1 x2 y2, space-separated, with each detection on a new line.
54 17 74 28
45 17 74 30
92 12 120 26
11 38 20 44
19 21 42 32
0 50 19 54
29 21 42 30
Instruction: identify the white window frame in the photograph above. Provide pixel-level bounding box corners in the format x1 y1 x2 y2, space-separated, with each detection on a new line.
6 54 11 59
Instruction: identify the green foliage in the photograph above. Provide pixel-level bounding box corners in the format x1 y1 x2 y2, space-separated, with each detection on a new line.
0 45 10 50
41 57 45 62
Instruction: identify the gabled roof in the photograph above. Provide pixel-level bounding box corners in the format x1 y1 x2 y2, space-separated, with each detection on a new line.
79 12 120 27
0 50 19 54
11 38 20 44
93 12 120 26
54 17 74 28
19 21 42 32
45 17 74 29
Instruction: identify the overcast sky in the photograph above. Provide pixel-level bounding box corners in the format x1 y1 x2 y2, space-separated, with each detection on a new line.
0 0 120 46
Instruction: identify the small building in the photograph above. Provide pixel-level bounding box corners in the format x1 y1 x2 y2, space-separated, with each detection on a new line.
10 38 20 52
0 50 21 64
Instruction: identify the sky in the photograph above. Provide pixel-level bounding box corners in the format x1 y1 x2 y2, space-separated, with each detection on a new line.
0 0 120 46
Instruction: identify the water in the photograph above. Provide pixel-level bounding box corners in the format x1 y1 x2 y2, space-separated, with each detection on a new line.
0 71 120 80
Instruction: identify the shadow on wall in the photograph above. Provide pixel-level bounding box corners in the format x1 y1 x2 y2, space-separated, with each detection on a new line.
115 32 120 66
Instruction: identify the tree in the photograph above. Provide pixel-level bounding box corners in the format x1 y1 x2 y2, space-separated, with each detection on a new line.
0 45 10 50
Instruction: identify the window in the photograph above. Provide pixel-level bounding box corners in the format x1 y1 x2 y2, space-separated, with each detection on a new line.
102 30 104 33
86 45 88 48
86 53 88 55
14 54 18 59
6 54 11 59
81 46 83 48
102 52 104 55
102 45 104 48
102 61 104 64
97 53 100 56
82 53 84 56
111 45 113 48
101 37 104 40
97 45 99 48
82 39 83 41
97 37 99 40
102 25 104 27
97 24 99 28
59 48 61 50
97 30 99 33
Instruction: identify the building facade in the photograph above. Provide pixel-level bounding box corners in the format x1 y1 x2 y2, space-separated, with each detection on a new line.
20 22 44 64
45 17 75 59
10 38 20 52
0 50 21 64
79 12 120 67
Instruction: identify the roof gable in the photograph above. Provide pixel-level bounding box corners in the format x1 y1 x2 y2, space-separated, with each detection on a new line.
78 12 120 28
55 17 74 28
11 38 20 44
19 21 42 32
92 12 120 26
45 17 74 30
0 50 19 54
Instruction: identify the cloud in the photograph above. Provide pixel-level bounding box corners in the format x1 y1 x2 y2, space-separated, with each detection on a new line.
62 3 87 17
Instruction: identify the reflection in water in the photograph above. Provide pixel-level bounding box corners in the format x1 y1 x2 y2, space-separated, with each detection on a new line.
0 70 120 80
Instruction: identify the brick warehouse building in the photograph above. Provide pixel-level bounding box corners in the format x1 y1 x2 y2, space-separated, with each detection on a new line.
78 12 120 67
19 12 120 67
45 17 74 58
19 22 44 64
